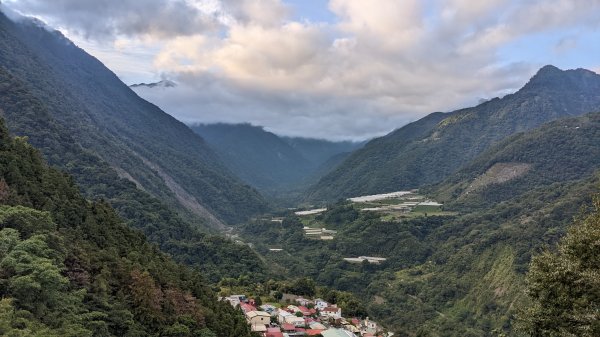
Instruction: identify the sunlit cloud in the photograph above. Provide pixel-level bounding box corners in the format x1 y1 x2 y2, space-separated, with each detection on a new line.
4 0 600 140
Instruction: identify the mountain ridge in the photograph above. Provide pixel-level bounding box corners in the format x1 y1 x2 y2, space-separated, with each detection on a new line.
307 65 600 201
0 11 268 225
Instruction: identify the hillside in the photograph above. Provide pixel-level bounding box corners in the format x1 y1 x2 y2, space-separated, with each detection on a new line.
239 111 600 335
307 66 600 201
191 123 314 192
191 123 363 193
0 62 265 283
0 119 253 336
432 111 600 208
0 11 267 225
0 13 268 282
281 136 365 167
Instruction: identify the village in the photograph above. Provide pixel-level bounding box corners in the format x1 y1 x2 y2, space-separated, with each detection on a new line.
221 293 393 337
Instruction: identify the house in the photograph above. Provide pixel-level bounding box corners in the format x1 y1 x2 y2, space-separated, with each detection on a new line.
246 311 271 326
309 322 327 330
250 324 267 333
315 299 328 310
360 317 379 335
282 323 296 332
224 294 247 307
321 306 342 319
343 324 360 333
321 328 357 337
286 305 301 314
306 329 326 336
240 303 256 313
296 297 311 306
278 310 293 324
297 306 311 316
266 327 284 337
260 304 277 313
284 315 306 327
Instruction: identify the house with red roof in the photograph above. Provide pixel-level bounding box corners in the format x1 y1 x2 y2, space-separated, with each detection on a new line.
306 329 326 336
240 303 256 313
265 327 283 337
297 305 312 316
282 323 296 332
321 305 342 319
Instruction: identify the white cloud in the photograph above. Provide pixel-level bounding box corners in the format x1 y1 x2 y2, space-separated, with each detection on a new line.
6 0 600 139
4 0 219 39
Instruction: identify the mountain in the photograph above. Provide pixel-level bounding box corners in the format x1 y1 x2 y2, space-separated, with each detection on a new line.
0 11 267 226
191 123 314 192
281 136 365 167
307 65 600 201
0 119 253 336
432 111 600 208
191 123 363 194
241 112 600 335
0 11 268 281
130 80 177 88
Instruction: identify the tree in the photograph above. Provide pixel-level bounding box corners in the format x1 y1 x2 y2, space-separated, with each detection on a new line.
519 197 600 336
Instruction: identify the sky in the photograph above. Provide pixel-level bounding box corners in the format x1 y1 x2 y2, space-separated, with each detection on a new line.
3 0 600 141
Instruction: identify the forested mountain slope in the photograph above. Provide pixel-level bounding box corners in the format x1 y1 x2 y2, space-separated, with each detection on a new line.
191 123 315 192
308 66 600 201
0 119 253 337
243 111 600 335
432 111 600 208
0 11 267 225
281 136 364 167
0 61 265 283
191 123 363 195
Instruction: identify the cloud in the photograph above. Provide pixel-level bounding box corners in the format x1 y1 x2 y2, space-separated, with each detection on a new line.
3 0 219 39
6 0 600 140
554 36 578 53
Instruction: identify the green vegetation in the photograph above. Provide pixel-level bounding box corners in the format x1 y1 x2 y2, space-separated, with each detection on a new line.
518 197 600 336
0 120 254 336
432 112 600 210
0 11 267 226
308 66 600 202
241 157 599 335
0 66 266 282
191 123 362 201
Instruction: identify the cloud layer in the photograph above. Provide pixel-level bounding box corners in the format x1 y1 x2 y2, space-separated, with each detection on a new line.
5 0 600 140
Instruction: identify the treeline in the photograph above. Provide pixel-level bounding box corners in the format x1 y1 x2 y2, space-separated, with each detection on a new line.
0 67 266 282
0 120 254 336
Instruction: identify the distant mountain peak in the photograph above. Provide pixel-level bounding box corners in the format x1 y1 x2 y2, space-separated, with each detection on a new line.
529 64 563 82
522 65 600 92
130 80 176 88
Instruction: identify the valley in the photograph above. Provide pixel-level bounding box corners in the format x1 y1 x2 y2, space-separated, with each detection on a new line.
0 4 599 337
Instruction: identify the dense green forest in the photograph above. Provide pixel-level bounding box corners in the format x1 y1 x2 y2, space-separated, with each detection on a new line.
519 197 600 336
432 112 600 209
0 67 266 283
2 7 600 337
0 11 267 226
308 66 600 201
237 111 600 335
190 123 362 198
0 119 254 336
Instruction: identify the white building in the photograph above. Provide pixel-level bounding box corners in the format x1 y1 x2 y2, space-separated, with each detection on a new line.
284 315 306 327
315 298 329 310
321 306 342 319
246 311 271 326
278 310 292 324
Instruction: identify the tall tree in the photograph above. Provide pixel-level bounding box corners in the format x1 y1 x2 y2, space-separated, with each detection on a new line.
519 197 600 336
